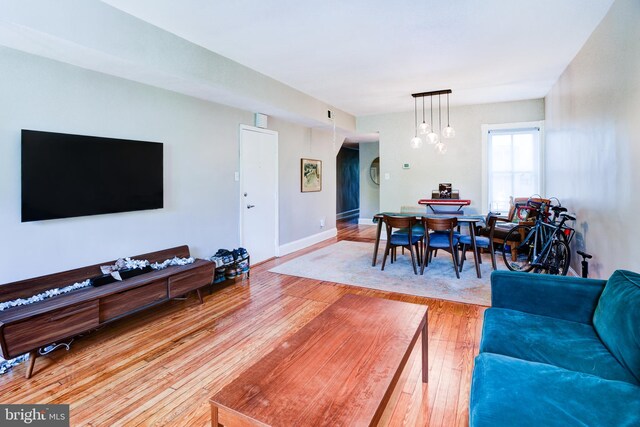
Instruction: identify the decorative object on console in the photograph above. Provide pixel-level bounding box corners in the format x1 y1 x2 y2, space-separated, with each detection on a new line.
0 280 92 311
301 158 322 192
410 89 455 153
439 183 452 199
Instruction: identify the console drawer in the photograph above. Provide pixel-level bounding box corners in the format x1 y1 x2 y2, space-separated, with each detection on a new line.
168 266 212 298
100 279 167 322
3 300 99 358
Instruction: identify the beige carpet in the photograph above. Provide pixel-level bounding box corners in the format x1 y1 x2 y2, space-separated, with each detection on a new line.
270 240 506 306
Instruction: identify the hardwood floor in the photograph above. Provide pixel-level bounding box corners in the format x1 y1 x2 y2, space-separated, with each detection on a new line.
0 219 485 426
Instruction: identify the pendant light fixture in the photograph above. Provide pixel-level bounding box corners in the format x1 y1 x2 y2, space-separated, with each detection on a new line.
426 95 439 145
410 89 454 152
410 96 423 148
442 92 456 139
418 96 430 135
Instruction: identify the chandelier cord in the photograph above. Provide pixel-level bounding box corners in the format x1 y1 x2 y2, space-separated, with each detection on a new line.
414 97 418 136
438 95 442 133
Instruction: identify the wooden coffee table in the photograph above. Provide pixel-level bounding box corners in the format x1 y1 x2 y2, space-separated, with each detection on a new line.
210 294 428 426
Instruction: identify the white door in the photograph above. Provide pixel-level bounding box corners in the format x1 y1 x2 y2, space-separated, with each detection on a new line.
240 125 278 264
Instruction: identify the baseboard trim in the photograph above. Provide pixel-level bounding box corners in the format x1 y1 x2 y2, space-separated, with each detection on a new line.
358 218 375 225
337 209 360 220
278 228 338 257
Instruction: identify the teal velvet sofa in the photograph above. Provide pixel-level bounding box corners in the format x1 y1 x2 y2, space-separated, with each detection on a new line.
470 270 640 426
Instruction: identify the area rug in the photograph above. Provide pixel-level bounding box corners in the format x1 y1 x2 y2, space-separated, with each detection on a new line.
270 240 506 306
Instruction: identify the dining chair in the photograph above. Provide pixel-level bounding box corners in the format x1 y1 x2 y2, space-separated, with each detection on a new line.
421 217 460 278
459 213 499 272
381 215 422 274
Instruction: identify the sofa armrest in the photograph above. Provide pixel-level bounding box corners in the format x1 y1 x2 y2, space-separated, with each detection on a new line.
491 271 607 324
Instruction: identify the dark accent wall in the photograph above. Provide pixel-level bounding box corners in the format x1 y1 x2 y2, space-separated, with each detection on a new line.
336 146 360 215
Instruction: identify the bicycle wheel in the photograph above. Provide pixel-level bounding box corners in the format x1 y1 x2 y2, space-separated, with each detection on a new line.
542 238 571 275
502 225 535 272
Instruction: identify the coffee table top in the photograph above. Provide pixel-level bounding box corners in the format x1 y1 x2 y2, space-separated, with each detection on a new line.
210 294 427 426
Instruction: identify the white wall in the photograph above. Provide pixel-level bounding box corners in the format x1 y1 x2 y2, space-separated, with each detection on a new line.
270 118 337 245
357 100 544 214
0 0 356 134
359 142 380 221
545 0 640 277
0 47 337 283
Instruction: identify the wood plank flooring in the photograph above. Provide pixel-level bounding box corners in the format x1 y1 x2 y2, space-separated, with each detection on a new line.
0 220 486 426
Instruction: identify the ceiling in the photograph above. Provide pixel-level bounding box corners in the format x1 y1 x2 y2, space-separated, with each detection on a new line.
100 0 614 116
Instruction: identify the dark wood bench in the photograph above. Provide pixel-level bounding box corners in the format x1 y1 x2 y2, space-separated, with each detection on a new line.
0 245 214 378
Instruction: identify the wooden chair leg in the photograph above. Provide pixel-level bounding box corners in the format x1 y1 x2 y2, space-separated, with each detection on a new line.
451 243 460 279
381 241 392 270
420 247 428 275
25 350 37 379
408 244 418 275
459 243 467 272
490 243 497 270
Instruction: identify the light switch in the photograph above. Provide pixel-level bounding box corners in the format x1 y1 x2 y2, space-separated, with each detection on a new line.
384 173 390 180
234 171 239 181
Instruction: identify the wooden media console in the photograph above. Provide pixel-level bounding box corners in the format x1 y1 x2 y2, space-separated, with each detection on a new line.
0 245 214 378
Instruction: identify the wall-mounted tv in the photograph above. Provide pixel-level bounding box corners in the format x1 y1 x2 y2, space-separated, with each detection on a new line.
21 130 163 222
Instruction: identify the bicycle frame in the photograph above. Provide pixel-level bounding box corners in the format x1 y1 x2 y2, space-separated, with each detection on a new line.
520 216 571 268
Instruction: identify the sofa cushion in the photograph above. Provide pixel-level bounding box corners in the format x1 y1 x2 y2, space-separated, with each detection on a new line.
593 270 640 383
470 353 640 427
480 308 637 384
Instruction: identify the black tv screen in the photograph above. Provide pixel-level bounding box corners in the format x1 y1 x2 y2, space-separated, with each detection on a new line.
21 130 163 222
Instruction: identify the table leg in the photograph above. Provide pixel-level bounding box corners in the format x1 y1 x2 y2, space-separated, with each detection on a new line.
469 222 481 278
421 313 428 383
211 405 220 427
372 219 383 266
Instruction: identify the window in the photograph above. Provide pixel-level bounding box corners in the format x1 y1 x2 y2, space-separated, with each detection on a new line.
486 126 541 212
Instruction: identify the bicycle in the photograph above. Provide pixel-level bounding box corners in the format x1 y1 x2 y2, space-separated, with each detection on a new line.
502 199 575 275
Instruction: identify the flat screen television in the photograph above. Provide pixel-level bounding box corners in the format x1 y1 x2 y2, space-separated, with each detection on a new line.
21 130 163 222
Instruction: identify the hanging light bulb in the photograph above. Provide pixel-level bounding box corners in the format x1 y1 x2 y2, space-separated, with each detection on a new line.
418 96 430 134
435 142 447 154
442 93 455 138
426 95 439 144
426 131 439 145
410 96 423 148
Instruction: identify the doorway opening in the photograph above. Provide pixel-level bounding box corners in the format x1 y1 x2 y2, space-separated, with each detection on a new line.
335 134 380 226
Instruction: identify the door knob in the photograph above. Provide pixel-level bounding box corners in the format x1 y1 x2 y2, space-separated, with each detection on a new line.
247 204 256 209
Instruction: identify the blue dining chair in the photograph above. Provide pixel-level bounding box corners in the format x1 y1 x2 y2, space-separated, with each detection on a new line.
459 213 499 271
421 217 460 278
381 215 422 274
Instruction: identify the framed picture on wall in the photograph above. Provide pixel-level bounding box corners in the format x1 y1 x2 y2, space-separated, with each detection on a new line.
301 158 322 192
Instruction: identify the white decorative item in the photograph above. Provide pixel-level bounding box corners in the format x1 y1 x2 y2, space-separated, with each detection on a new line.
0 354 29 375
150 256 195 270
0 279 92 312
410 136 423 149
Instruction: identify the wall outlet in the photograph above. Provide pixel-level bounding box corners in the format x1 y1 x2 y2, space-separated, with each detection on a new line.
384 172 390 180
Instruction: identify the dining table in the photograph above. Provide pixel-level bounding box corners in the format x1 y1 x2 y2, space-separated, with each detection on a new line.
372 212 486 278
